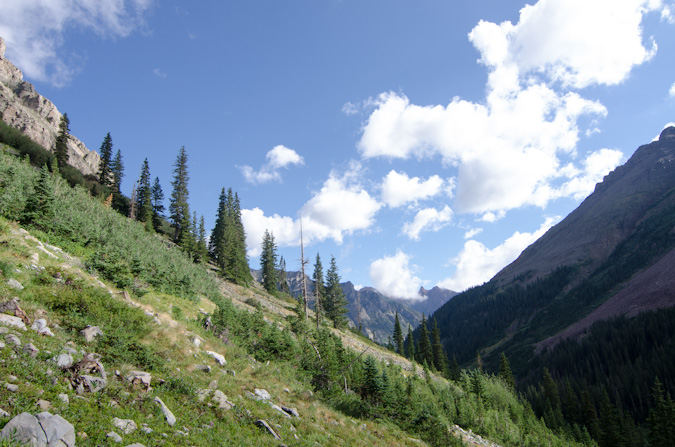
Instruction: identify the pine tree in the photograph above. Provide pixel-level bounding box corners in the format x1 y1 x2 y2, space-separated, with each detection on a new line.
405 325 415 360
417 314 432 366
109 149 126 214
169 146 190 245
498 352 515 390
278 256 290 295
431 317 447 374
581 388 601 441
450 355 461 381
260 229 278 295
313 253 325 326
151 177 165 231
362 356 383 405
97 132 113 186
598 387 623 447
54 113 70 168
196 215 208 262
136 158 153 228
228 192 252 285
324 255 348 329
393 312 404 355
647 377 675 447
210 188 227 267
22 165 54 229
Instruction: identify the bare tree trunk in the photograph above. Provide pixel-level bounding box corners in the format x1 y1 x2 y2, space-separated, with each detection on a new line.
300 220 309 320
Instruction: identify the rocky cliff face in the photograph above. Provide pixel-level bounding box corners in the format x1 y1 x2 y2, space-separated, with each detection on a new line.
0 37 99 176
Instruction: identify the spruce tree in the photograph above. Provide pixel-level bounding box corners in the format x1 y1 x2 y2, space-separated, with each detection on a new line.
392 312 404 355
325 255 348 329
260 229 278 295
109 149 126 213
648 377 675 447
450 355 461 381
54 113 70 168
169 146 190 245
196 215 208 263
431 317 447 374
97 132 113 186
498 352 515 390
313 253 325 326
417 314 432 366
210 188 227 267
151 177 165 231
405 325 415 360
23 165 54 229
278 256 290 295
228 191 252 285
136 158 153 227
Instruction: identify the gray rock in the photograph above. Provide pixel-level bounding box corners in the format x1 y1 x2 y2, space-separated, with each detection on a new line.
0 407 9 418
79 325 103 343
270 403 291 418
0 340 5 349
7 278 23 290
107 431 123 443
194 364 211 373
31 319 54 337
211 390 234 410
281 406 300 418
124 444 146 447
5 383 18 392
254 419 281 439
254 388 271 401
0 314 26 331
0 411 75 447
205 350 226 366
80 374 107 393
126 371 152 390
112 417 137 434
57 394 69 405
208 380 218 389
23 342 39 357
5 333 21 346
154 397 176 427
36 400 51 410
141 426 153 434
52 353 73 369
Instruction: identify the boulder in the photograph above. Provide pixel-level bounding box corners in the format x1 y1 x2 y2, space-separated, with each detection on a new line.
0 412 75 447
254 389 271 401
205 350 226 366
52 353 73 369
126 371 152 390
7 279 23 290
154 397 176 427
0 314 26 331
23 342 39 357
254 419 280 440
31 319 54 337
112 417 137 434
79 325 103 343
107 431 123 443
5 333 21 346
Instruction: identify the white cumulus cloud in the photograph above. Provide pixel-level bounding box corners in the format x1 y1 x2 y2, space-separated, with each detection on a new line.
670 82 675 97
403 206 453 241
380 170 446 208
0 0 153 86
369 251 424 300
439 217 559 292
239 145 304 185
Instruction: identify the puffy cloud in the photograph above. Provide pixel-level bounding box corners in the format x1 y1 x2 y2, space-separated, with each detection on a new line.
670 82 675 97
439 217 558 292
463 227 483 239
369 251 424 300
357 1 665 217
239 145 304 184
402 206 453 241
242 164 382 255
380 170 446 208
0 0 153 86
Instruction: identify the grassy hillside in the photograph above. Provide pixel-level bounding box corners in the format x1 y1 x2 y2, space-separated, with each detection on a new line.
0 147 589 446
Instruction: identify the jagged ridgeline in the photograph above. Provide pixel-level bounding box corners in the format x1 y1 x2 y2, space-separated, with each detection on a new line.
424 127 675 447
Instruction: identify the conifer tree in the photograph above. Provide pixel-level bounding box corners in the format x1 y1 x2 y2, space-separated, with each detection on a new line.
417 314 433 366
228 192 252 285
648 377 675 447
177 209 194 253
151 177 164 231
210 188 227 267
260 229 278 295
450 355 461 381
278 256 290 295
498 352 515 390
197 215 208 262
431 317 447 374
136 158 153 228
97 132 113 186
313 253 325 326
405 325 415 360
362 356 383 405
109 149 126 213
324 255 348 329
23 165 54 229
54 113 70 168
392 312 404 355
169 146 190 245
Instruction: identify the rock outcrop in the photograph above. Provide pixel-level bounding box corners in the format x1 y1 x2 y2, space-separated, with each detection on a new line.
0 36 100 176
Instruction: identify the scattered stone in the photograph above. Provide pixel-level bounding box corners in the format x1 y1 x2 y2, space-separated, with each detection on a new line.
205 350 226 366
212 390 234 410
107 431 123 443
194 364 211 373
53 352 74 368
124 444 146 447
31 319 54 337
0 314 26 331
281 406 300 418
126 371 152 390
79 374 107 393
7 375 17 382
5 333 21 346
270 403 291 419
0 412 76 447
254 419 281 440
190 335 203 347
5 383 18 392
225 369 236 376
0 408 9 418
112 417 137 434
23 342 39 357
7 278 23 290
141 426 153 434
208 379 218 389
254 388 271 401
0 340 5 349
284 388 291 393
79 325 103 343
154 397 176 427
36 400 51 410
58 394 69 405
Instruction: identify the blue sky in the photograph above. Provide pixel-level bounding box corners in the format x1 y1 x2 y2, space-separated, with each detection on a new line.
2 0 674 298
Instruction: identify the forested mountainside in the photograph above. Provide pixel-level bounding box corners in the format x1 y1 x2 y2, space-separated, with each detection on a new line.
418 127 675 447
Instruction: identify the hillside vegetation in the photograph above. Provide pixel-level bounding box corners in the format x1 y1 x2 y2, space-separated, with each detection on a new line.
0 146 590 446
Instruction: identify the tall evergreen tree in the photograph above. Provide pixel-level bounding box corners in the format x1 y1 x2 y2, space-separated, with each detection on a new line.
417 314 433 366
405 325 415 360
22 165 54 229
392 312 404 355
450 355 461 381
136 158 153 228
278 256 290 295
54 113 70 168
648 377 675 447
151 177 165 231
97 132 113 186
169 146 190 245
313 253 325 326
210 188 228 266
228 192 252 285
260 229 278 295
324 255 348 329
498 352 515 390
431 317 447 374
109 149 127 214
